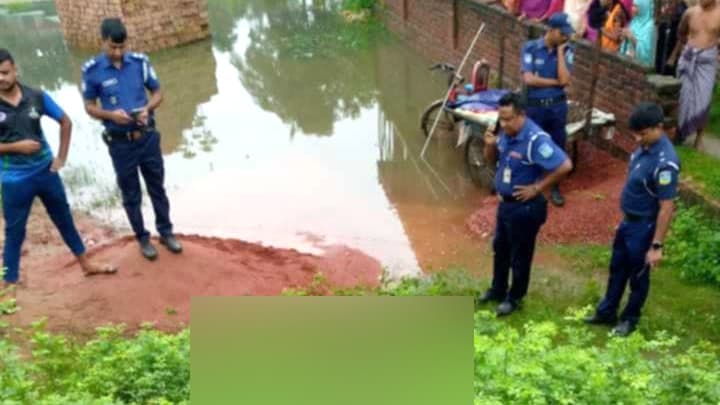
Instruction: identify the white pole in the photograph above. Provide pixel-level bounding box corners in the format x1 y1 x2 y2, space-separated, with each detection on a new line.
420 22 486 160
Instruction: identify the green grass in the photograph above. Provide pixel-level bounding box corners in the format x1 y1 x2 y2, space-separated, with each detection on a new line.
678 145 720 201
707 86 720 139
550 242 720 347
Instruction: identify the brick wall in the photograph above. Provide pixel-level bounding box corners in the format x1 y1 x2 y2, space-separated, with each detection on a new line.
382 0 681 153
53 0 210 52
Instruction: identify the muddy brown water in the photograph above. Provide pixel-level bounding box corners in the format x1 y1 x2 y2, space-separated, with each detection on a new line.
0 0 491 277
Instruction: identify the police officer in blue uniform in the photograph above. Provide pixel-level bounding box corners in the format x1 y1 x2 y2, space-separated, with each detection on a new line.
521 12 575 207
476 93 573 316
82 18 182 261
0 48 116 291
585 103 680 336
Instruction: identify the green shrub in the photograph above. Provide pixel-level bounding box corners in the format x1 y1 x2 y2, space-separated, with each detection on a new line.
0 321 189 404
3 272 720 404
474 310 720 404
664 205 720 286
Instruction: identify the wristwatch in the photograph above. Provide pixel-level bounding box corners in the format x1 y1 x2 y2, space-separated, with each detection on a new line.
651 242 664 250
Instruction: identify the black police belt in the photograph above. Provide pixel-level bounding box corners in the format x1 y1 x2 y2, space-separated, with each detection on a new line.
102 125 155 143
526 94 567 108
623 212 657 223
497 194 544 204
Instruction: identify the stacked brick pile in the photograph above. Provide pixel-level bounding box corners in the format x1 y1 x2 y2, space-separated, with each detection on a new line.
53 0 210 52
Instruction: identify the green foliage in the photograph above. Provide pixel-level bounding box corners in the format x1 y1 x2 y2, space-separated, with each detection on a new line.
474 310 720 404
707 85 720 139
0 322 189 404
677 146 720 201
3 271 720 404
342 0 378 12
664 205 720 286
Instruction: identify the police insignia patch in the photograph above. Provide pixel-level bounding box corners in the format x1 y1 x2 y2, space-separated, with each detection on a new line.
538 143 554 159
658 170 672 186
28 106 39 120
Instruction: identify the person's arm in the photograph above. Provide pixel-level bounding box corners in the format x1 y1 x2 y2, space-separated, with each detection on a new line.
523 72 564 87
513 135 573 201
667 8 690 66
557 44 573 86
0 140 41 155
51 115 72 172
483 127 499 165
42 92 71 172
645 164 680 268
136 58 163 125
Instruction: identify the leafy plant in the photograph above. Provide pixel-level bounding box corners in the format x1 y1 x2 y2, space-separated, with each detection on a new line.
664 205 720 286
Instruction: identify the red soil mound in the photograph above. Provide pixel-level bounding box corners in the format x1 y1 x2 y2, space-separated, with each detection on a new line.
8 234 381 334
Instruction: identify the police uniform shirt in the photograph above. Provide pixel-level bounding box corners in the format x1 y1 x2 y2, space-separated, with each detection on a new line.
494 118 568 197
0 84 65 181
620 135 680 218
520 38 575 100
81 52 160 132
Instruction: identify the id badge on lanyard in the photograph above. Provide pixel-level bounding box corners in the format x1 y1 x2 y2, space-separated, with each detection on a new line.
503 164 512 184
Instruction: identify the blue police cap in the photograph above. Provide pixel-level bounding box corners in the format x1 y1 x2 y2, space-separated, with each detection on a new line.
629 102 665 131
548 13 575 37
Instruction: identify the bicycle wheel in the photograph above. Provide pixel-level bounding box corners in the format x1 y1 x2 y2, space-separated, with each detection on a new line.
464 132 495 188
420 99 456 138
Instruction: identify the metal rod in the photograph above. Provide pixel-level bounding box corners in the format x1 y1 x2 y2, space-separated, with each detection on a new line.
584 19 605 140
420 22 486 160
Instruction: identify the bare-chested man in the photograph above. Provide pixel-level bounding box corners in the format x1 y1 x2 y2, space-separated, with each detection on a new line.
668 0 720 147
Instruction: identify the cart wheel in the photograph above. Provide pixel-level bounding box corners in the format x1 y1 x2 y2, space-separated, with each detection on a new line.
465 133 495 188
420 99 457 138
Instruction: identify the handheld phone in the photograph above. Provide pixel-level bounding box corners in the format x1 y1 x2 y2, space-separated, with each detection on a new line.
130 108 147 128
492 119 501 135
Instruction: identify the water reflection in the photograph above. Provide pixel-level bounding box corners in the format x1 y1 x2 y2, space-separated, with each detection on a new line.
0 0 489 275
230 0 379 135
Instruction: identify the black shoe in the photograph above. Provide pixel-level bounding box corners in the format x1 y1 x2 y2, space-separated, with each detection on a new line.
496 300 520 317
140 240 158 261
612 320 637 337
160 235 183 254
584 313 617 326
550 187 565 207
475 290 504 305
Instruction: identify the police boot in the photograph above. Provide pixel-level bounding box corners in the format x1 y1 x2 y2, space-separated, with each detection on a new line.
475 290 504 306
496 300 521 317
160 235 183 254
140 239 159 261
611 320 637 337
584 313 617 326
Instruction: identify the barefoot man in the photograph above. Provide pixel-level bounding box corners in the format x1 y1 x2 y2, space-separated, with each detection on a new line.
668 0 720 147
0 49 117 295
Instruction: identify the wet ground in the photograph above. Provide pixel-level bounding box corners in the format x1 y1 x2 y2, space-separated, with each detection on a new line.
0 0 490 278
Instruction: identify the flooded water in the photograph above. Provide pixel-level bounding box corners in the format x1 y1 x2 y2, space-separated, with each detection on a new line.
0 0 490 276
